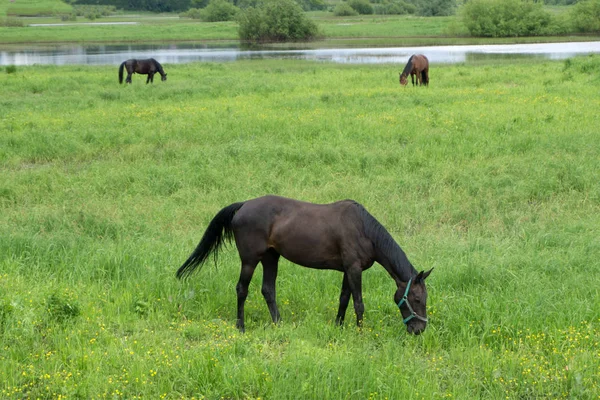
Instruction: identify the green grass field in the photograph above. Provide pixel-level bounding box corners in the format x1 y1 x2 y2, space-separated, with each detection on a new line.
1 0 72 17
1 56 599 399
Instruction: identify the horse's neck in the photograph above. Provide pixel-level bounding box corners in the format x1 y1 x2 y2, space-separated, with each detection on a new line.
402 59 413 76
374 239 417 284
154 62 164 75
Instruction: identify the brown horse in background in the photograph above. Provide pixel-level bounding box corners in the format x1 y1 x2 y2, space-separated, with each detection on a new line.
118 58 167 84
176 195 433 334
399 54 429 86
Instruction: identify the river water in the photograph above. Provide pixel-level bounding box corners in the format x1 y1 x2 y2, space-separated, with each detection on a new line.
1 41 599 66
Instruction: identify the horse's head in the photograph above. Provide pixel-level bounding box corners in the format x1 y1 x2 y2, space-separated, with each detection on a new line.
399 73 409 86
395 269 433 335
161 74 168 82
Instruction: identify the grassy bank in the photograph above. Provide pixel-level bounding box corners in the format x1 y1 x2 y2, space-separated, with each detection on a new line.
2 10 599 46
1 56 599 398
1 0 72 17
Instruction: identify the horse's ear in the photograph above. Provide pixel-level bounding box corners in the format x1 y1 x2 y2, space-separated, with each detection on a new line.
422 268 433 280
417 268 433 282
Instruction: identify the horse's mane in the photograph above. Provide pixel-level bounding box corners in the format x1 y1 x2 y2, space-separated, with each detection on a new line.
150 58 164 72
355 203 416 281
401 55 414 76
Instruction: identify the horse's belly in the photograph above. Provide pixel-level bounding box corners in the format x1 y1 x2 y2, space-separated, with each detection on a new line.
271 234 343 271
280 251 343 271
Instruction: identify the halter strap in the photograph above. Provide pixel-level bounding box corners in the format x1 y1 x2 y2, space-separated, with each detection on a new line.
397 278 428 324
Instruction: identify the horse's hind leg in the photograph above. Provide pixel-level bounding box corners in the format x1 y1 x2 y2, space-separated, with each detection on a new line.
261 249 281 325
335 273 351 326
345 263 365 327
125 68 133 84
236 258 259 332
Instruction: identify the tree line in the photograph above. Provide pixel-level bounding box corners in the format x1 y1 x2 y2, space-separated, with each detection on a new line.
66 0 585 13
65 0 600 41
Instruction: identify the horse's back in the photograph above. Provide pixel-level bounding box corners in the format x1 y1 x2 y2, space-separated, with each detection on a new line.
232 196 364 269
414 54 429 68
233 195 356 227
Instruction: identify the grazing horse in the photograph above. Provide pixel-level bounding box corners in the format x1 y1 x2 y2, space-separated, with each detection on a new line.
176 195 433 334
118 58 167 84
399 54 429 86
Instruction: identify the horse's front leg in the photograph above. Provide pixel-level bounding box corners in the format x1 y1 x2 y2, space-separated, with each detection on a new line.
411 72 415 86
261 250 281 325
146 73 153 84
335 273 351 326
236 260 258 332
345 264 364 327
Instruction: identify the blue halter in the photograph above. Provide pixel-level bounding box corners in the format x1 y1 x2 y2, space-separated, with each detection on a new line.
397 278 428 324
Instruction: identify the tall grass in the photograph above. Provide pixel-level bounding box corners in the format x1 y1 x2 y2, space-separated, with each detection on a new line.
1 57 599 398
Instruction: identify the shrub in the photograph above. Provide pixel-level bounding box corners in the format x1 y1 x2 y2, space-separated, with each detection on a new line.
180 7 203 18
373 1 416 15
6 65 17 74
462 0 553 37
238 0 320 43
73 5 115 18
348 0 374 14
333 3 359 16
60 13 77 21
570 0 600 32
0 18 25 27
416 0 456 16
296 0 327 11
201 0 239 21
191 0 210 8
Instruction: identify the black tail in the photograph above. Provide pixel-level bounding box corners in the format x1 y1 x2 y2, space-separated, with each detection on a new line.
422 70 429 86
176 202 245 279
118 61 125 84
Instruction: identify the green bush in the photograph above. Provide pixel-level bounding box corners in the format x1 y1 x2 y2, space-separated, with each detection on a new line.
6 65 17 74
190 0 210 8
200 0 239 21
348 0 374 14
296 0 327 11
462 0 553 37
237 0 320 43
73 5 115 17
373 1 416 15
570 0 600 32
416 0 456 16
180 7 203 18
0 18 25 27
333 2 358 15
60 12 77 21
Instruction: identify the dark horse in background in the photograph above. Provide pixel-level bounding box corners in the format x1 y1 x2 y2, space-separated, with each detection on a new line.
176 195 433 334
400 54 429 86
118 58 167 84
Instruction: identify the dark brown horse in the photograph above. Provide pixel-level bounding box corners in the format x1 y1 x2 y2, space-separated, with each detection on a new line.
176 195 433 334
118 58 167 84
399 54 429 86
